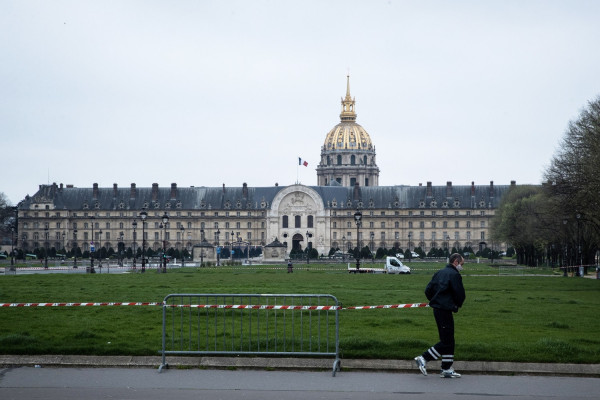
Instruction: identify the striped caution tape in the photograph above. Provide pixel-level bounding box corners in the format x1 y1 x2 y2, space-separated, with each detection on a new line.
0 302 161 307
0 302 428 309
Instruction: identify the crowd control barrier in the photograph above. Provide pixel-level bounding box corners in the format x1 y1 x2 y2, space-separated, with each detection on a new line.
159 293 341 376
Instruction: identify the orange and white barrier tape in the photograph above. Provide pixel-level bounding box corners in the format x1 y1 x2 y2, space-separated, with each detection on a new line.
0 302 429 309
0 302 161 307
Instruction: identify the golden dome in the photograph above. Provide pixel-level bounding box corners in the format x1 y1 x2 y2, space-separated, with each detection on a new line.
323 76 374 151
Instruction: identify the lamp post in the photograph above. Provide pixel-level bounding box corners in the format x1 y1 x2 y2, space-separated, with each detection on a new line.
98 230 102 272
408 232 412 261
132 220 137 270
342 236 346 260
200 228 204 267
119 233 124 267
216 228 221 266
370 232 375 263
180 226 185 267
10 226 15 270
140 210 147 272
354 208 362 270
306 230 311 264
562 219 568 276
90 216 95 273
162 212 169 273
576 213 581 277
73 228 78 269
44 226 49 269
230 231 234 261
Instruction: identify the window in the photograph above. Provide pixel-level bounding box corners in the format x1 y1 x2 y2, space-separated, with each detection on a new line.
337 155 342 165
369 222 374 228
307 215 314 228
333 232 337 239
419 222 425 228
282 215 288 228
351 155 356 165
333 222 337 228
380 222 385 228
432 222 436 228
394 221 399 228
466 221 471 228
408 222 413 228
395 232 399 239
455 221 459 228
350 177 356 186
481 232 485 241
247 222 251 229
295 215 301 228
443 221 448 228
480 221 485 228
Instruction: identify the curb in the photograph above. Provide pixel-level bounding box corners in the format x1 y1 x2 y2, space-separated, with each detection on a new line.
1 355 599 377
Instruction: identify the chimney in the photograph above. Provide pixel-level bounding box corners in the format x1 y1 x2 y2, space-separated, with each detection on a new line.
471 181 475 196
152 183 159 201
243 182 248 198
353 182 361 201
170 183 177 200
489 181 494 196
113 183 118 198
60 183 64 190
511 180 516 186
222 183 226 193
426 181 432 197
130 183 136 198
93 183 99 199
446 181 452 197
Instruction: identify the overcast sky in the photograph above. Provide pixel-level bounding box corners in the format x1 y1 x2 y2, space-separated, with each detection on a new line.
2 0 600 205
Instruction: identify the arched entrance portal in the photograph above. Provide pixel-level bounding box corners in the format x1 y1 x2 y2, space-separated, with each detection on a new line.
292 233 305 251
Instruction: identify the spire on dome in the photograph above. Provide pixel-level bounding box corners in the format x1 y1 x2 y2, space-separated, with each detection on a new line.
340 75 357 122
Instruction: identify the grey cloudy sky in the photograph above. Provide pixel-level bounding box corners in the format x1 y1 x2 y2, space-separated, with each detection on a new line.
2 0 600 205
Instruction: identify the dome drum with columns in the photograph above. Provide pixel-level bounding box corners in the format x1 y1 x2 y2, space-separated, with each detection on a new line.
317 76 380 187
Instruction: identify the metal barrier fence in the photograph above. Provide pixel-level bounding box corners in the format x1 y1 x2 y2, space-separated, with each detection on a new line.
159 293 341 376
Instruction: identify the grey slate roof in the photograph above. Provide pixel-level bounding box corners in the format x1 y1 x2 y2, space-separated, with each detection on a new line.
20 182 512 211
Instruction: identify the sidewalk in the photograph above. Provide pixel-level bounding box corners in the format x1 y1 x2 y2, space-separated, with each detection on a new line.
1 355 599 377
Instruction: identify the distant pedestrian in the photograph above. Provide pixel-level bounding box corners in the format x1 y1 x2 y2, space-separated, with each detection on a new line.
414 253 466 378
287 260 293 273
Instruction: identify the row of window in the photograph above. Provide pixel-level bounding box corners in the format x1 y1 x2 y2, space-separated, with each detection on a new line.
331 221 486 229
332 231 486 241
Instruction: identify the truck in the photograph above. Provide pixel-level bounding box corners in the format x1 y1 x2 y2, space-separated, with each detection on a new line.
348 256 411 274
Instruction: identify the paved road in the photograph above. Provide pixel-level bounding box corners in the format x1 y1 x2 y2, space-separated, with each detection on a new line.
1 367 599 400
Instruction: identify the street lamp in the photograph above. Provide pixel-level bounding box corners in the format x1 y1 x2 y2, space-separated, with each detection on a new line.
216 228 221 266
200 228 204 267
342 236 346 260
132 220 137 270
306 230 311 264
73 228 78 269
90 216 95 273
180 226 185 267
162 212 169 273
140 210 147 272
230 231 234 261
10 226 15 270
354 208 362 270
119 233 124 267
408 232 412 261
562 219 568 277
576 213 581 277
98 230 103 272
370 232 375 263
44 225 49 269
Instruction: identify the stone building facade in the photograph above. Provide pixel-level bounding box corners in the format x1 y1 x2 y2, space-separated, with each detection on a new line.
13 77 514 261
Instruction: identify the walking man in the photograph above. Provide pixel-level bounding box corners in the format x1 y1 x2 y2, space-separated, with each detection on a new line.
415 253 466 378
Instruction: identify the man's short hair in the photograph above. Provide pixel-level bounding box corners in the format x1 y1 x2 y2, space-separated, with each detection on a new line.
449 253 463 264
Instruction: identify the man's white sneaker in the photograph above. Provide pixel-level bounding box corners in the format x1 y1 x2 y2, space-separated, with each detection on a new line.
440 368 461 378
414 356 427 376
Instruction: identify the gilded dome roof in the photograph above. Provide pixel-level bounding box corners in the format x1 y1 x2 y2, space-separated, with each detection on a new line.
323 76 374 151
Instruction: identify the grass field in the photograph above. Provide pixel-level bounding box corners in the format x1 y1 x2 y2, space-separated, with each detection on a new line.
1 261 599 363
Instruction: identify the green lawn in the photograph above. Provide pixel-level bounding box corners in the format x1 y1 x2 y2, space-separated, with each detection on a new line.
1 262 598 363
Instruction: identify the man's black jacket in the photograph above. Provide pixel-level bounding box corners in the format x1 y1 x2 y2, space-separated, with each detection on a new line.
425 264 466 312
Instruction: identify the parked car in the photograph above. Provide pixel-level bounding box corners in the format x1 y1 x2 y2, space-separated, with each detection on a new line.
395 253 405 259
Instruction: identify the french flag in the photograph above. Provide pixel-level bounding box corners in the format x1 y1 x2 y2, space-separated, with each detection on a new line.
298 157 308 167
